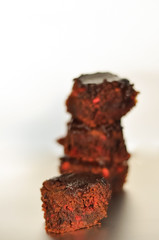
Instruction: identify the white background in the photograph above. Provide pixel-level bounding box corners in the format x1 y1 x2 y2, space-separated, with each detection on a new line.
0 1 159 240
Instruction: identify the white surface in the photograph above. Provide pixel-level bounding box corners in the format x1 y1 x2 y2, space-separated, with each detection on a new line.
0 149 159 240
0 1 159 239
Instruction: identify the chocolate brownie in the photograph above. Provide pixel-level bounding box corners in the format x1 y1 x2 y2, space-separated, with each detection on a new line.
111 170 128 194
41 173 111 233
58 119 130 164
66 72 138 127
59 156 128 193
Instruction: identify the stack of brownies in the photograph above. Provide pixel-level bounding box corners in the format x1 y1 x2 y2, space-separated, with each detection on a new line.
58 72 138 193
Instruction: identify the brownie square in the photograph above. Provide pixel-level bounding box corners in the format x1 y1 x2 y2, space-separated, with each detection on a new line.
111 170 128 194
66 72 138 127
59 156 128 194
58 119 130 164
41 173 111 234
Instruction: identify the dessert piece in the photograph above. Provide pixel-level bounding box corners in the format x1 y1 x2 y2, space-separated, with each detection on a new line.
66 72 138 127
111 170 128 193
41 173 111 234
58 119 130 164
59 156 128 193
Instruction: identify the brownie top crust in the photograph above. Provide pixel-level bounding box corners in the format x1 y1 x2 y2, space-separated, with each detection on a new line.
76 72 128 85
43 173 108 194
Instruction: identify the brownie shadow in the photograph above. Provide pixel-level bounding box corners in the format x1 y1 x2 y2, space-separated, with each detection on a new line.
48 225 101 240
49 191 128 240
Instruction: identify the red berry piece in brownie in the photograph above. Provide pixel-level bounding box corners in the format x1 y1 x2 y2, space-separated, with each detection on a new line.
66 72 138 127
58 119 130 164
41 173 111 234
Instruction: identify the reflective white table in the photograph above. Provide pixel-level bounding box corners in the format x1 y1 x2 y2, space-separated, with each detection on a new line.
0 147 159 240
